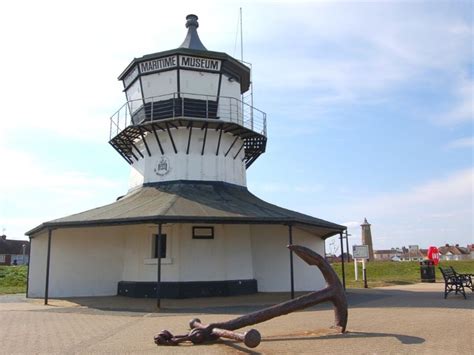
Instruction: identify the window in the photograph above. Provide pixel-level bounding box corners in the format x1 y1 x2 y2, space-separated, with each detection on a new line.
192 226 214 239
153 234 167 258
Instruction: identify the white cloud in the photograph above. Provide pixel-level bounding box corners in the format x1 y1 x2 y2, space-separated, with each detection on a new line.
0 145 121 193
328 168 474 249
0 0 469 143
0 144 127 239
0 1 217 143
445 136 474 149
0 1 471 246
249 2 471 97
436 79 474 126
342 221 361 229
350 168 473 217
248 181 324 194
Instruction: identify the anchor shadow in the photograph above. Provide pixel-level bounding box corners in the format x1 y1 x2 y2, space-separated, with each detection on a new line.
219 330 424 354
261 331 425 345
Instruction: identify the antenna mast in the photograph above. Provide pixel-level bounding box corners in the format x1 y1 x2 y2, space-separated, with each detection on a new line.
240 7 244 61
239 8 254 128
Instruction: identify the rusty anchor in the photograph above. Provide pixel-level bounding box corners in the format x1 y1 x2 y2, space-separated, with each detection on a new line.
154 245 348 348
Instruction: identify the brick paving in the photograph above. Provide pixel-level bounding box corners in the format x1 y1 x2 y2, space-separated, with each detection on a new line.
1 283 472 354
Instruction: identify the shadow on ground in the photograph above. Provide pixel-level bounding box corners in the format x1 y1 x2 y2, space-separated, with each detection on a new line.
17 283 472 316
198 330 425 355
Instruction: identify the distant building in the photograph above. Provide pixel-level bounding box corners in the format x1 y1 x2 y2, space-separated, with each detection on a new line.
375 244 474 262
419 249 429 259
398 246 424 261
337 252 353 262
468 244 474 259
374 247 424 262
325 252 352 263
438 244 471 261
0 235 30 265
374 248 401 261
325 254 338 263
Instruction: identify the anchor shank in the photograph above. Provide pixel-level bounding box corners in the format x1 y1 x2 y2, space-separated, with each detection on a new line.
213 287 334 331
206 245 348 332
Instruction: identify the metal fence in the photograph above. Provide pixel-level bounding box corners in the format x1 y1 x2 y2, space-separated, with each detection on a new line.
110 92 267 139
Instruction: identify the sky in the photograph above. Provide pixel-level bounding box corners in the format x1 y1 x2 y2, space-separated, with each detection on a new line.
0 0 472 253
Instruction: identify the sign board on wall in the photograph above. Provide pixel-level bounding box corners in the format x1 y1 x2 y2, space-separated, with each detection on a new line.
179 55 221 71
353 245 369 259
139 55 178 74
122 55 223 88
138 55 221 75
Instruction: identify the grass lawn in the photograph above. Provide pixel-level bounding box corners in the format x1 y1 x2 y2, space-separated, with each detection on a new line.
0 266 28 294
0 260 473 294
331 259 474 288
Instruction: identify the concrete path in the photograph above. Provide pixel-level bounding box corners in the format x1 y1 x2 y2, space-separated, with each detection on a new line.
1 282 472 354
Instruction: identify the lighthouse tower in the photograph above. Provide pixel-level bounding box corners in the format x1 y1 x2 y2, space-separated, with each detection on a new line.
26 15 346 300
110 14 266 189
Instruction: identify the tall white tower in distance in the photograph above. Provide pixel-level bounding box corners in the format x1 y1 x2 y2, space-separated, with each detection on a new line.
361 218 375 261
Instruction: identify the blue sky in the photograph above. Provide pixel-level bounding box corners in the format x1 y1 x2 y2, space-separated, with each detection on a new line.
0 1 472 253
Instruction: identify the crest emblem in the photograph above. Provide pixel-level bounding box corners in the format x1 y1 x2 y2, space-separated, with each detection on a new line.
154 156 170 176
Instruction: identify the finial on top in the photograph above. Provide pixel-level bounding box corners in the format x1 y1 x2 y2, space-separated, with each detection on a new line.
185 14 199 28
179 14 207 51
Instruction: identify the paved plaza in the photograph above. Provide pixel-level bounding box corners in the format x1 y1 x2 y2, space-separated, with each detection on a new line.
1 283 472 354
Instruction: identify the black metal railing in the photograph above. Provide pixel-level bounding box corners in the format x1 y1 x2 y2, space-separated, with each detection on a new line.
110 92 266 139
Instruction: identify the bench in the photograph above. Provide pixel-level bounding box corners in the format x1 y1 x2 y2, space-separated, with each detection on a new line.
439 267 466 299
450 266 473 291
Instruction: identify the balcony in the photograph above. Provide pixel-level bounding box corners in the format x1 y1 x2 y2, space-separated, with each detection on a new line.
109 92 267 140
108 93 267 168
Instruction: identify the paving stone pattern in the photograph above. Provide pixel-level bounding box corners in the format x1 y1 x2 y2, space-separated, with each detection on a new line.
1 283 472 354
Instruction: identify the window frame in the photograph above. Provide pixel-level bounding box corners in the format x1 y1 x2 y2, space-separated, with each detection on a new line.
153 234 167 259
192 226 214 240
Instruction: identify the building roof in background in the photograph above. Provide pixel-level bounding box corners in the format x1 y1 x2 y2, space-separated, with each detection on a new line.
438 244 470 256
374 249 399 254
0 236 30 255
26 181 346 238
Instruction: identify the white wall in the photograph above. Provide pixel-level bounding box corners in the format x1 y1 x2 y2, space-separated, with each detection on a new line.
219 73 241 101
29 223 255 298
125 80 143 114
218 74 243 125
180 70 219 98
28 226 126 298
27 231 48 297
250 225 326 292
178 224 253 281
141 71 177 100
129 128 246 189
121 224 180 282
28 223 326 298
121 224 254 282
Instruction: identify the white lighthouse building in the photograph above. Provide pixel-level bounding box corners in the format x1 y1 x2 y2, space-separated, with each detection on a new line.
26 15 346 301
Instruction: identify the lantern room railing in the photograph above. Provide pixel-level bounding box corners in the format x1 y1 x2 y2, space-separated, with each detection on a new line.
109 92 267 140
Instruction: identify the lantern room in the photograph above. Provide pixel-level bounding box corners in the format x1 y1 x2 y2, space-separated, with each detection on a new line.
109 15 266 188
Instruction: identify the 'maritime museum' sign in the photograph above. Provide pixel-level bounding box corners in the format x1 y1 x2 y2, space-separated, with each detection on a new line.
138 55 221 75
